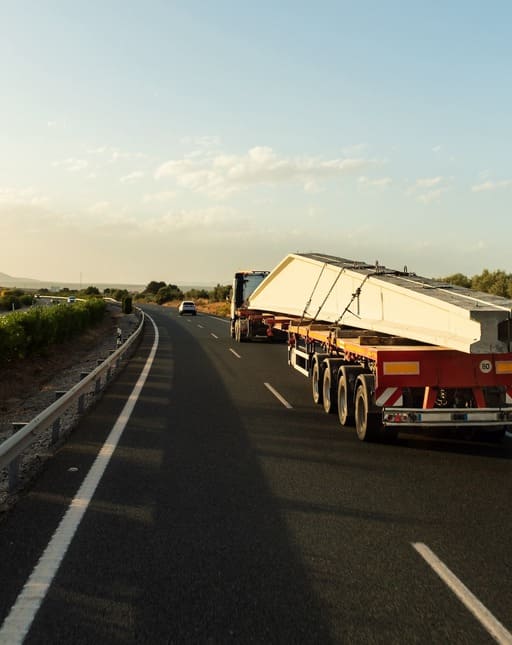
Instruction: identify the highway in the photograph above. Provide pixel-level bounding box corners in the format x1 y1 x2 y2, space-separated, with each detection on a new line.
1 304 512 644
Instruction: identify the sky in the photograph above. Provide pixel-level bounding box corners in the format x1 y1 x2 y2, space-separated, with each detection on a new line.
1 1 511 287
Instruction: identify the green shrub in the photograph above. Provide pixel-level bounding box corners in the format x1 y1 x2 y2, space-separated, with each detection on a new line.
20 294 34 306
0 298 106 366
0 295 21 311
122 296 133 314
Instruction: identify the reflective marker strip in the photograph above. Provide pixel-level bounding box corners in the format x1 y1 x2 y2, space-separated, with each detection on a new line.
495 361 512 375
375 387 403 407
383 361 420 375
413 543 512 644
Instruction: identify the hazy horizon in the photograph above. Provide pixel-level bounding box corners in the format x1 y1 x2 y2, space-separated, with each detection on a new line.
2 3 511 285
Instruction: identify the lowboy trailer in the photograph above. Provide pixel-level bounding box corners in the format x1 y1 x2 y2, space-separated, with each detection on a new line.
232 253 512 442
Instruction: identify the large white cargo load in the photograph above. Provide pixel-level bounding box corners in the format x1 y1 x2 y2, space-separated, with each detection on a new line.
247 253 512 354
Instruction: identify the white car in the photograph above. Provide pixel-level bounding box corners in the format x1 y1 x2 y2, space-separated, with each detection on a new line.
178 300 197 315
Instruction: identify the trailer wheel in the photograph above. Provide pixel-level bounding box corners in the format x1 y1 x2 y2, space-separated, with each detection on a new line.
354 378 380 442
311 361 323 405
322 366 337 414
337 366 363 426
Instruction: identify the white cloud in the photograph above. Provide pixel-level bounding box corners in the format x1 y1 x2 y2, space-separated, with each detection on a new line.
155 146 377 198
417 189 445 204
358 176 392 188
52 158 88 172
87 201 111 214
0 186 49 206
142 191 176 203
407 176 450 203
139 206 241 234
432 145 442 153
120 171 145 183
471 179 512 192
87 146 147 163
415 176 444 189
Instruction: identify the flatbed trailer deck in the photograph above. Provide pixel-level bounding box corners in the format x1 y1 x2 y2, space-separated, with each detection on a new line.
262 315 512 441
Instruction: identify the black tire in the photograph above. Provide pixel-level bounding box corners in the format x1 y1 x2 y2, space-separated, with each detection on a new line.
322 365 337 414
337 372 352 426
354 383 380 442
311 361 323 405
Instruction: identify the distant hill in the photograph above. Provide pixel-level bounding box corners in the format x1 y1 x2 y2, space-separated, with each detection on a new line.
0 271 219 292
0 271 145 291
0 271 42 287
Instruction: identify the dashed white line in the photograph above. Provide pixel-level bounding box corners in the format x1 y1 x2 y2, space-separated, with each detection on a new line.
206 315 230 325
0 315 160 645
412 542 512 644
197 324 204 329
264 382 293 409
211 333 218 339
229 348 241 359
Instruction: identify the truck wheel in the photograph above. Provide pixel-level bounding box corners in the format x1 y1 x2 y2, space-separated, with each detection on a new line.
322 366 337 414
311 361 323 405
337 373 351 425
354 381 379 442
235 320 242 343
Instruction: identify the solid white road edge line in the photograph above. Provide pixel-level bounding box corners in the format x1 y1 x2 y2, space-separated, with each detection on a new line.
264 382 293 409
412 542 512 644
0 314 160 645
229 348 241 359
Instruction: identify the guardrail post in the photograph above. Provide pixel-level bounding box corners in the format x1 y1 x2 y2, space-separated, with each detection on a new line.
9 423 27 491
52 391 66 444
96 359 103 392
78 372 89 413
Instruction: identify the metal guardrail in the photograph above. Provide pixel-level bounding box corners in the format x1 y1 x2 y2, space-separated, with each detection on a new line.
0 309 146 493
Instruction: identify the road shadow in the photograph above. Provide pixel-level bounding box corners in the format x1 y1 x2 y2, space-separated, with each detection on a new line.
15 308 336 644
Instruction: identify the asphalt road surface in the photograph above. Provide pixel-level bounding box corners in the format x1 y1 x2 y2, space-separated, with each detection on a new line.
1 305 512 644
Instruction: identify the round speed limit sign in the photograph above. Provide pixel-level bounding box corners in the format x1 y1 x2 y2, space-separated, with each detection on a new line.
479 359 493 374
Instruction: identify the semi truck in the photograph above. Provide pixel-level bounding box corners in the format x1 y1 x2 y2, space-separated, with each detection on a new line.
231 253 512 442
230 269 270 341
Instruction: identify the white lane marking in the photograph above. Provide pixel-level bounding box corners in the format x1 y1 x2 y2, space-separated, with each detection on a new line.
206 315 230 325
0 315 160 645
229 348 241 359
197 324 204 329
412 543 512 644
211 333 218 339
264 382 293 409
